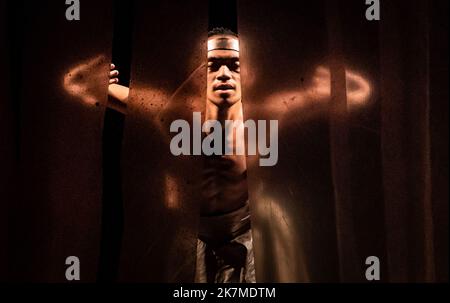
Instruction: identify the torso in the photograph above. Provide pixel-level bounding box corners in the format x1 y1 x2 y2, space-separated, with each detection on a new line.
199 101 249 217
200 154 248 216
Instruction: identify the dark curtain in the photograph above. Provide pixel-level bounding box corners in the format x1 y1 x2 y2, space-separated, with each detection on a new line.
238 0 448 282
378 0 448 283
117 1 207 282
2 0 114 282
0 0 447 283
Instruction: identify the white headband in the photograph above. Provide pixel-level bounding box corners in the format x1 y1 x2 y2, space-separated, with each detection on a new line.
207 36 239 52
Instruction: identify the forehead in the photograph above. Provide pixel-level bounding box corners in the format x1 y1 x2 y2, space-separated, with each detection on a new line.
207 49 240 60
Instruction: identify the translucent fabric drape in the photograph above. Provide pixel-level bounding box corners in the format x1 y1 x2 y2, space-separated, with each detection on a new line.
0 0 446 283
238 0 448 282
3 0 113 282
118 0 207 282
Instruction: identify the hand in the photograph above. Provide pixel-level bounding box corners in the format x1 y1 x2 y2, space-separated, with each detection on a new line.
109 63 119 84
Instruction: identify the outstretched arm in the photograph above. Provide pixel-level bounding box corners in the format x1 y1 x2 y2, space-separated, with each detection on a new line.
108 63 129 114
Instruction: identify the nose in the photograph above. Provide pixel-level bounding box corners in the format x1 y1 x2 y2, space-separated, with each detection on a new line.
216 65 232 81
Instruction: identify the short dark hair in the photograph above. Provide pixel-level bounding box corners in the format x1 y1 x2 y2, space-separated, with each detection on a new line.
208 27 238 38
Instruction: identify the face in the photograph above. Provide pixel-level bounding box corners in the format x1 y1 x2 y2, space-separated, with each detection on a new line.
207 36 242 107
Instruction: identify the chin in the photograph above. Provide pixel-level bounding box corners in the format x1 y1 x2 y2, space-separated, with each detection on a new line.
219 94 240 105
216 98 240 107
208 92 241 107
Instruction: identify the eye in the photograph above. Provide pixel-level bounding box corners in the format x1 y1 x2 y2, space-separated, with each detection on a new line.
230 62 240 72
208 62 220 72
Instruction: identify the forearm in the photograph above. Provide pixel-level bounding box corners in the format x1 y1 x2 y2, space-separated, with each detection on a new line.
107 83 129 114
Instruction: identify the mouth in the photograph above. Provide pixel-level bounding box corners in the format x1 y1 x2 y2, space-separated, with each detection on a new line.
214 84 235 91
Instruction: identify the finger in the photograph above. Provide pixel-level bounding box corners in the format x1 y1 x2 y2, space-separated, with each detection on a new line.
109 78 119 84
109 70 119 77
110 63 116 70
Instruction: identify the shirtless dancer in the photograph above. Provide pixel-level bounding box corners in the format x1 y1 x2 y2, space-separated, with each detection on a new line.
63 24 370 283
108 27 256 283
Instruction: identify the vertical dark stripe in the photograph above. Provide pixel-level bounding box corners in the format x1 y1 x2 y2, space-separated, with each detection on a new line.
421 0 435 282
6 0 25 282
208 0 237 33
325 0 360 282
429 0 449 283
0 0 11 282
97 0 134 283
5 0 23 161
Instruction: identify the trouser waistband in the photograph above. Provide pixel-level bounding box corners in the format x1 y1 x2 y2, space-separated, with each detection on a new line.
198 202 251 246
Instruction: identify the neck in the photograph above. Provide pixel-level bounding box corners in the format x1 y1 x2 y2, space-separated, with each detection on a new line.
205 100 243 123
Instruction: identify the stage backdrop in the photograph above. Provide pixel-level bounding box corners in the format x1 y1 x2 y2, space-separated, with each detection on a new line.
6 0 113 282
238 0 448 282
0 0 447 283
